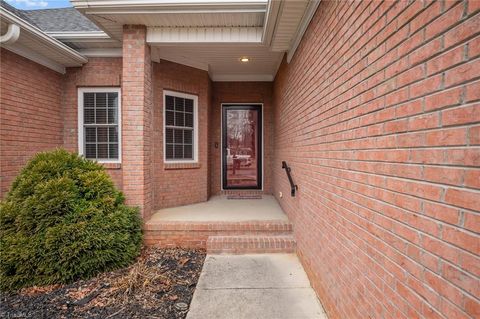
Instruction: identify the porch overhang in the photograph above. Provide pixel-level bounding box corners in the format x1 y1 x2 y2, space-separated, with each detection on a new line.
71 0 321 81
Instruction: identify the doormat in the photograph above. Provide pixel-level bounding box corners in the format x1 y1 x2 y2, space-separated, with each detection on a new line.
227 194 263 200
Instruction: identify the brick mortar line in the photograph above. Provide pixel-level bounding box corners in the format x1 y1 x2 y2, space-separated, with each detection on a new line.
279 110 480 149
292 156 480 192
294 200 433 319
277 67 480 140
276 82 480 141
295 182 479 309
279 7 479 131
299 176 480 279
277 123 480 149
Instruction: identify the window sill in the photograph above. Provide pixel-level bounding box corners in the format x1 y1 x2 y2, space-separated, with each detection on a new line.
101 162 122 170
164 162 200 170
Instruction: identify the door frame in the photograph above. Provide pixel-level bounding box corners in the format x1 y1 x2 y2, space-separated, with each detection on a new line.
221 103 263 190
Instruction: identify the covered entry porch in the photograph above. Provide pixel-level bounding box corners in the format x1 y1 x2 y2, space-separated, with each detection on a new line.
144 195 295 254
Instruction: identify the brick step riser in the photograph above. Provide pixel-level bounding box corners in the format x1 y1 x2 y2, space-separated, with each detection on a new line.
144 230 293 248
206 236 296 254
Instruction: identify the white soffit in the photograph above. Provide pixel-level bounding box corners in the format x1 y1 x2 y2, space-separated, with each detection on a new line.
151 44 282 81
147 27 263 43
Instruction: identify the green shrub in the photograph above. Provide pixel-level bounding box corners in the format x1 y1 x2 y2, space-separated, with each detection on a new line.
0 149 142 291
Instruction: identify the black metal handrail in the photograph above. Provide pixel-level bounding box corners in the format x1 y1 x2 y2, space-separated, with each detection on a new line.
282 161 298 197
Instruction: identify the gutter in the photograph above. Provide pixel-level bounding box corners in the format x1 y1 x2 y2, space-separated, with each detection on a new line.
71 0 267 14
0 23 20 44
0 6 88 65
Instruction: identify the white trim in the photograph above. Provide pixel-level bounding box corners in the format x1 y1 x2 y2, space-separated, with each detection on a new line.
261 0 281 46
211 74 273 82
0 7 88 65
287 0 321 63
4 44 66 74
77 87 122 164
78 48 123 57
0 23 20 45
163 90 199 164
72 0 267 12
220 103 264 191
151 50 209 71
47 31 111 41
147 27 263 44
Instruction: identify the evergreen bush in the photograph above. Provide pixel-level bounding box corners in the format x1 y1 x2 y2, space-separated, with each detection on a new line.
0 149 142 291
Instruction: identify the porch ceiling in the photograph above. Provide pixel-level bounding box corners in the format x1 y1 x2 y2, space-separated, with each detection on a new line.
71 0 320 81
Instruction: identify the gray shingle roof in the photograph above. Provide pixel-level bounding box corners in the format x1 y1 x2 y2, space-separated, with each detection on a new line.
1 1 100 32
1 0 37 25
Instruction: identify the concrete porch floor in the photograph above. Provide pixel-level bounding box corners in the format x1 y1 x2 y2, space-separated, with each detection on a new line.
149 195 288 222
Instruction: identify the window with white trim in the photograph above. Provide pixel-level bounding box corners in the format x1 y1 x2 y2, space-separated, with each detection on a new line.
78 88 121 163
164 90 198 163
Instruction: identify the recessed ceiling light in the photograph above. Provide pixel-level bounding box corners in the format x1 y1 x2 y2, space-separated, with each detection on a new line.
240 57 249 63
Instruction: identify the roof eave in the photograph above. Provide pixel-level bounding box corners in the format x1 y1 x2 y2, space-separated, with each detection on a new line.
71 0 267 12
0 6 88 66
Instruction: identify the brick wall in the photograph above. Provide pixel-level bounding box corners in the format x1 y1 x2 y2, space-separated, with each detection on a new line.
210 82 274 195
272 1 480 319
152 60 211 209
63 57 123 189
0 49 63 197
122 25 154 219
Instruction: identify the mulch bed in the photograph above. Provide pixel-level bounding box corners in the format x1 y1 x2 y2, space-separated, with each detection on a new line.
0 248 206 319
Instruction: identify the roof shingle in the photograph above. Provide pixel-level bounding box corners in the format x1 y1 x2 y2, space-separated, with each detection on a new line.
0 1 100 32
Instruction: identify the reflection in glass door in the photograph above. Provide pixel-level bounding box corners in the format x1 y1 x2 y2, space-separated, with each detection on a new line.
222 104 262 190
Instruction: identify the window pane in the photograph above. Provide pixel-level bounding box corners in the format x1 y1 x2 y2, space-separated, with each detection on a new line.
184 145 193 159
165 95 175 111
85 144 96 159
174 97 184 112
174 128 183 143
165 128 173 143
109 144 118 159
84 108 95 124
109 127 118 143
185 98 193 113
84 93 95 108
97 127 108 143
164 94 196 161
108 108 117 124
85 127 96 143
166 111 175 126
174 144 183 159
95 93 107 108
184 129 192 144
107 93 118 108
97 144 108 159
175 111 185 127
166 144 174 159
96 108 107 124
185 112 193 128
82 90 120 161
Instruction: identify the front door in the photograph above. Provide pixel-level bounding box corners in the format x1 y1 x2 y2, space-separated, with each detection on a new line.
222 104 262 190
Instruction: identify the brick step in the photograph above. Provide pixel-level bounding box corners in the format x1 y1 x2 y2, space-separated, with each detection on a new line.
206 235 296 254
144 220 293 248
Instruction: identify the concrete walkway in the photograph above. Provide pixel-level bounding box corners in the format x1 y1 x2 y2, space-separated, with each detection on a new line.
186 254 328 319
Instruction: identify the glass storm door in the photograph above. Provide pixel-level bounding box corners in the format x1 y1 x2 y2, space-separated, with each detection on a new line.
222 104 262 190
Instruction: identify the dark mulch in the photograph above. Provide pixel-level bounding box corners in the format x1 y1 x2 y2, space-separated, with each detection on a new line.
0 248 206 319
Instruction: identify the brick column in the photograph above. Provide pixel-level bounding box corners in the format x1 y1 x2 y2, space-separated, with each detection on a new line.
122 25 153 220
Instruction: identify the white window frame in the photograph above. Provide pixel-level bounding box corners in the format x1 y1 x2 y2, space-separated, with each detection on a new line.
163 90 199 164
77 87 122 164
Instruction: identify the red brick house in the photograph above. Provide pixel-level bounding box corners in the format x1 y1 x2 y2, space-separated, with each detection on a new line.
1 0 479 318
